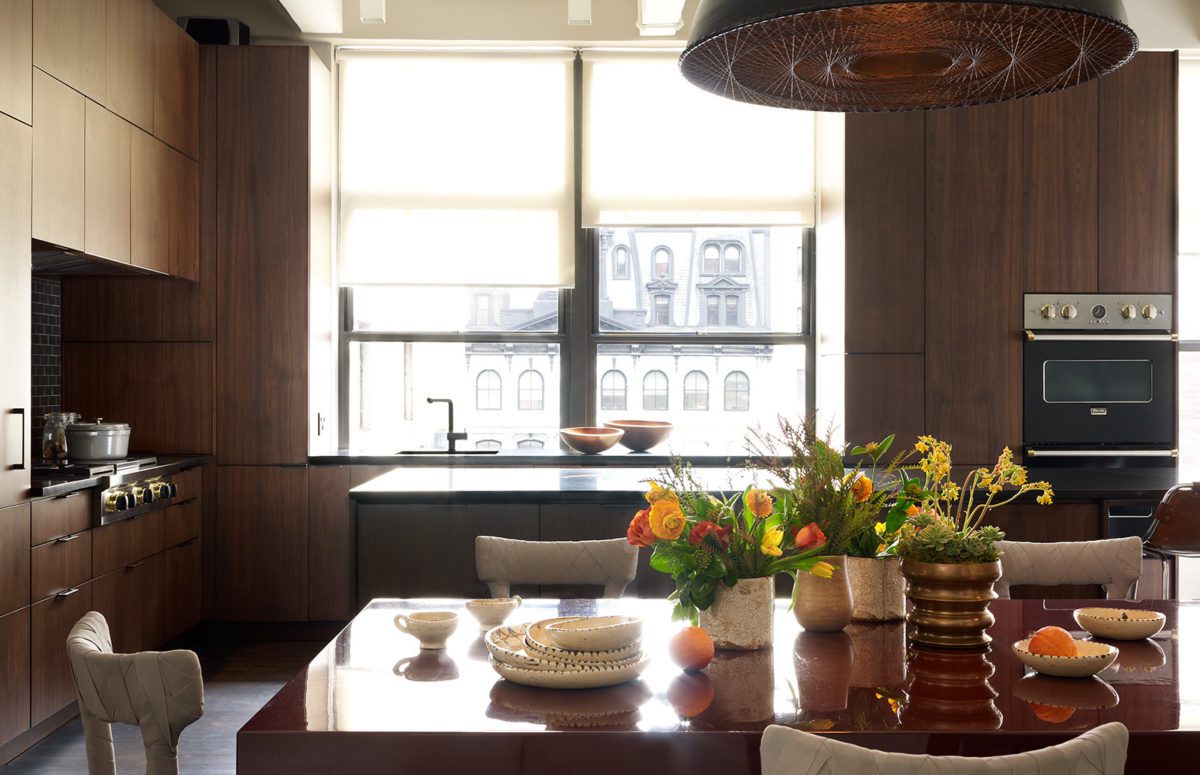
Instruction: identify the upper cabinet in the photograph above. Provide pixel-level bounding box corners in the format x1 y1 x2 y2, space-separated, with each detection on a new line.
153 9 199 159
32 68 84 250
131 128 170 274
0 0 33 124
105 0 155 132
0 116 32 509
33 0 106 103
85 100 132 263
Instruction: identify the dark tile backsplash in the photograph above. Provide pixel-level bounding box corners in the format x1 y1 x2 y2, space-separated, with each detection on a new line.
31 276 62 451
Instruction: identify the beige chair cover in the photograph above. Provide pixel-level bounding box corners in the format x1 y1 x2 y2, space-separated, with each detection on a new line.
994 538 1143 599
474 536 638 597
66 611 204 775
760 722 1129 775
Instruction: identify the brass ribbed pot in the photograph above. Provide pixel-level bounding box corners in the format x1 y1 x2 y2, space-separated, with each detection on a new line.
900 559 1001 649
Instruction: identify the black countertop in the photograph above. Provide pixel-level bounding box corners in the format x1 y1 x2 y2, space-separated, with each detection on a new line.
310 448 757 468
30 454 210 498
349 464 1193 505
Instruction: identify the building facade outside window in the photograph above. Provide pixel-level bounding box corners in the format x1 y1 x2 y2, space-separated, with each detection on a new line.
706 295 720 326
518 369 544 410
600 369 627 410
474 294 491 326
724 244 743 274
476 369 502 410
652 247 671 279
475 439 502 450
702 244 720 274
516 437 545 449
724 371 750 411
643 370 669 410
653 294 671 326
684 371 709 410
725 295 739 326
612 246 629 279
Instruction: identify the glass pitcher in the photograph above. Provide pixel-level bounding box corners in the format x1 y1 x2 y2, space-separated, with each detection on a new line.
42 411 80 463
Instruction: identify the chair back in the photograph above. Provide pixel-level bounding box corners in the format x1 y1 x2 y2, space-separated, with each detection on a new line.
475 536 637 598
1147 483 1200 555
994 538 1142 599
760 722 1128 775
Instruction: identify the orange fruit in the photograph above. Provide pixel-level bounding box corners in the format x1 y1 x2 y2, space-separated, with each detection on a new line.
669 626 715 672
667 672 715 718
1030 703 1076 724
1028 626 1078 657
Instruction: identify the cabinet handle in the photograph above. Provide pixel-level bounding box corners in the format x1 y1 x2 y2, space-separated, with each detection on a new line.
126 560 144 570
55 533 80 544
56 587 80 598
176 538 199 548
9 408 25 470
54 491 82 500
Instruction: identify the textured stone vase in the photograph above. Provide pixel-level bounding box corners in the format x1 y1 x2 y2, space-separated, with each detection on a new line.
901 559 1001 649
845 556 906 622
699 576 774 650
792 555 853 632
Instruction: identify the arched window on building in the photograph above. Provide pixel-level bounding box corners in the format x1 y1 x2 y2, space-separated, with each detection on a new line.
683 371 709 411
652 246 671 279
702 243 720 274
725 295 740 326
723 244 744 274
600 370 627 410
724 371 750 411
706 295 720 326
643 370 669 411
653 294 671 326
476 369 502 410
475 439 502 451
516 438 545 449
612 246 629 280
518 370 544 410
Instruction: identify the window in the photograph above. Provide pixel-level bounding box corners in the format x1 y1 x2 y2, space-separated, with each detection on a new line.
725 295 740 326
724 371 750 411
612 246 629 279
600 370 627 410
702 244 720 274
516 437 545 449
706 295 720 326
518 370 544 410
643 370 669 410
724 244 743 274
653 294 671 326
475 439 502 451
476 370 502 410
652 247 671 279
684 371 709 410
474 294 491 326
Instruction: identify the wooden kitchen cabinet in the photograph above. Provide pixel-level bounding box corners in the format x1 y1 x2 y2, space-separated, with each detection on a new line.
92 509 164 577
0 0 32 124
0 115 31 509
32 68 84 250
0 504 31 615
30 581 91 726
165 538 201 640
844 354 925 450
153 9 198 159
84 99 131 264
131 128 170 273
33 0 106 103
30 492 89 546
0 607 31 747
308 465 352 621
30 529 91 603
167 146 200 281
163 498 200 549
92 553 165 652
105 0 155 132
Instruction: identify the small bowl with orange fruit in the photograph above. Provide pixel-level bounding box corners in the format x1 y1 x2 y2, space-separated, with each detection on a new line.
1013 625 1119 678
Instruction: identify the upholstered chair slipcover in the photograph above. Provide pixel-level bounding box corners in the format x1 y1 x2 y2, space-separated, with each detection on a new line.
760 722 1129 775
994 538 1143 599
475 536 638 597
66 611 204 775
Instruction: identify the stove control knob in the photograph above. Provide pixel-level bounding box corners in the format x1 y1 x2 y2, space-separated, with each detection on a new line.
1039 304 1057 320
104 491 124 513
1142 304 1159 320
1120 304 1138 320
166 482 178 499
1060 304 1077 320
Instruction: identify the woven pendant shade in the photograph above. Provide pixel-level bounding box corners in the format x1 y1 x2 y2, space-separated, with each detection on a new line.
680 0 1139 112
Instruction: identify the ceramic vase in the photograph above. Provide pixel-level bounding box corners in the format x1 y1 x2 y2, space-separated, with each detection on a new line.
792 555 853 632
900 559 1001 649
699 576 774 650
845 556 906 622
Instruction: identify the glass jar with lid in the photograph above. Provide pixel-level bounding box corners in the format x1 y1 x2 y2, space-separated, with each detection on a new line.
42 411 80 462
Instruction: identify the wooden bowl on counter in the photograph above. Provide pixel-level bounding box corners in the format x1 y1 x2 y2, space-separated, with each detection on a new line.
603 420 673 452
560 427 624 454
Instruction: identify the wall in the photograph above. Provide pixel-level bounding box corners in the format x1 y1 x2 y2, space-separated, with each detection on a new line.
30 277 60 449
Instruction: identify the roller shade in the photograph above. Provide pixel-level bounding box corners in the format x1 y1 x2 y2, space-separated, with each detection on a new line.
338 50 575 287
581 49 815 227
1182 58 1200 255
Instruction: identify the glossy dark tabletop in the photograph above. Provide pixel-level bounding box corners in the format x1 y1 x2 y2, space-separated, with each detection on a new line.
241 597 1192 737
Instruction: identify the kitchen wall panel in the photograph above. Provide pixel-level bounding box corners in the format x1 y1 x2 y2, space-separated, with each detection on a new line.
0 115 31 507
308 465 351 621
844 354 924 452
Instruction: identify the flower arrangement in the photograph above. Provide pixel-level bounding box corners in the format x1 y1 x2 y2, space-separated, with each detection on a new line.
626 461 834 623
888 436 1054 564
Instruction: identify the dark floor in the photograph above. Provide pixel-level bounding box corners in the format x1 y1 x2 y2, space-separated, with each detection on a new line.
2 639 322 775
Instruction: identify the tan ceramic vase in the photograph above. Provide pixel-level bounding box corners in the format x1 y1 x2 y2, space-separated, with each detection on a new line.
699 576 774 650
845 556 906 622
900 559 1001 649
792 555 853 632
794 630 853 712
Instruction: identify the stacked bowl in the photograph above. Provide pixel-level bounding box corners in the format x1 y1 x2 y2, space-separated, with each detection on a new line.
486 615 647 689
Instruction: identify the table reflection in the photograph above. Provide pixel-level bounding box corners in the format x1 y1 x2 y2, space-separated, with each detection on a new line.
900 647 1003 731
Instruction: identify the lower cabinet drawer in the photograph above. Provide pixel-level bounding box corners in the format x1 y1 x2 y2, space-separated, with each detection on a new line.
163 499 200 549
92 511 164 576
173 467 201 503
31 583 92 726
31 492 90 545
31 531 92 602
165 539 201 641
92 553 165 654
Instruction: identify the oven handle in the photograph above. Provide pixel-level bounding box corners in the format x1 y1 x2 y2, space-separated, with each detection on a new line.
1026 448 1179 458
1024 330 1178 342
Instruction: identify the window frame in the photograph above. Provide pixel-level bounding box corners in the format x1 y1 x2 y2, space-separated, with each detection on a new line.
517 369 545 411
475 368 504 411
683 370 709 411
724 370 750 412
600 369 627 411
642 369 670 411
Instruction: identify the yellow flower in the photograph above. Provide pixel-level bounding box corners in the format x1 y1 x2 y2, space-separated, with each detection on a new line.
988 483 1002 495
1037 488 1055 506
849 475 873 503
648 498 686 540
744 488 774 518
645 480 677 505
1011 468 1027 486
760 527 784 557
810 561 835 579
874 521 887 537
941 482 960 502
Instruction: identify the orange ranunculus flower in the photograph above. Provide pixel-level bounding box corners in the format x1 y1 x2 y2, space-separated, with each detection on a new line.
794 522 826 552
905 504 919 517
645 480 677 505
626 509 657 547
649 498 686 540
744 489 773 518
850 475 873 503
688 520 731 548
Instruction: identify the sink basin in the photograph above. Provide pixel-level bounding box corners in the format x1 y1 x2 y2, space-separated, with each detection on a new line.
398 449 501 455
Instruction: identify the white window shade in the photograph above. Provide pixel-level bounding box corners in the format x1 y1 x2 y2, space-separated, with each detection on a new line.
339 50 575 287
1181 58 1200 255
582 50 815 227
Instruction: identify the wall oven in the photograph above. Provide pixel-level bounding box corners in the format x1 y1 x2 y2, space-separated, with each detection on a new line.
1023 293 1176 465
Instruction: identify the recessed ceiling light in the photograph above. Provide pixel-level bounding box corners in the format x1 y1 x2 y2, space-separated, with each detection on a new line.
278 0 343 34
638 0 687 36
360 0 386 25
569 0 592 26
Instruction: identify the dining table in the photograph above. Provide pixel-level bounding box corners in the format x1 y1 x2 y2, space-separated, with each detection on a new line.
237 597 1195 774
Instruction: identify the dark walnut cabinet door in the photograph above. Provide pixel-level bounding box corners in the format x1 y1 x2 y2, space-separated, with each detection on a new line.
31 582 91 726
153 9 198 159
308 465 352 621
0 115 30 508
165 539 201 641
0 607 31 747
0 504 31 615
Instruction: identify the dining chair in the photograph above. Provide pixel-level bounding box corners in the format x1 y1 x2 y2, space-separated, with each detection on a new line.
474 536 638 597
66 611 205 775
1144 482 1200 598
994 537 1142 599
760 721 1129 774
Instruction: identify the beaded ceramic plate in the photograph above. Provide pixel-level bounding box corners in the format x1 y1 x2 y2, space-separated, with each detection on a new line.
486 624 641 672
489 655 650 689
524 618 642 664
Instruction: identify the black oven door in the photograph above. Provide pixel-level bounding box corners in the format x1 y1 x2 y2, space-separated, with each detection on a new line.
1023 334 1176 451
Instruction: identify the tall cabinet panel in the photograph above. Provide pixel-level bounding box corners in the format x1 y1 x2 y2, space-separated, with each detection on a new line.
925 103 1023 466
32 0 106 102
0 0 32 124
131 129 169 273
84 100 131 264
31 68 83 250
0 116 31 508
153 10 199 159
0 608 30 747
105 0 155 131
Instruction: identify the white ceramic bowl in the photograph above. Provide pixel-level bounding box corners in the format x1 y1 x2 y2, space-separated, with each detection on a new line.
1013 638 1119 678
1073 607 1166 640
464 596 522 630
544 616 643 652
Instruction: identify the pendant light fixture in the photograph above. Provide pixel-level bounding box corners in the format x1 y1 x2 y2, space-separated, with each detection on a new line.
679 0 1139 112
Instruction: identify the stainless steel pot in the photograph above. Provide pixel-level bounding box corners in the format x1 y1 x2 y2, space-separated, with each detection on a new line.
66 419 131 461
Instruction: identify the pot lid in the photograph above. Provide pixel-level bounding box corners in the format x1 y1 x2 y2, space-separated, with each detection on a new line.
67 418 131 432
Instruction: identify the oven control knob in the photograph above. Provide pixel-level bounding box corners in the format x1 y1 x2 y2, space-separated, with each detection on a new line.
1060 304 1077 320
1039 304 1057 320
1141 304 1159 320
1121 304 1138 320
